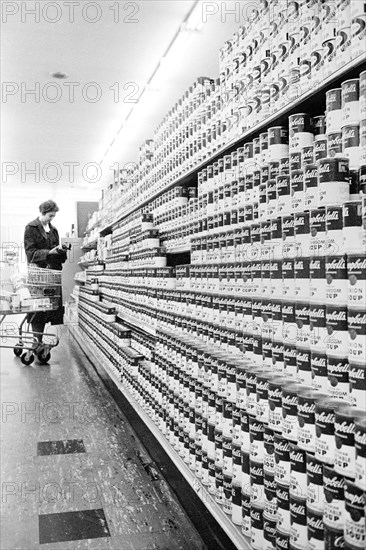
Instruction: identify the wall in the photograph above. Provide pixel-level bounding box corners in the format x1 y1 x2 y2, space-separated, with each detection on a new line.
1 183 99 264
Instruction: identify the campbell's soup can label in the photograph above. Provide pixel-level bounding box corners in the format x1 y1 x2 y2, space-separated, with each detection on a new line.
355 417 366 490
344 479 365 549
306 454 324 513
311 352 328 391
310 207 327 257
315 398 345 465
280 156 290 175
276 529 290 550
326 255 348 304
327 131 343 157
282 259 296 300
342 124 361 170
324 465 346 530
294 258 310 301
349 360 366 409
342 79 360 125
296 302 310 350
348 254 366 307
272 340 285 374
290 151 302 172
336 26 352 67
249 416 264 463
325 206 344 256
343 202 363 254
264 470 277 520
277 483 291 534
327 355 350 401
326 88 342 132
282 301 296 345
310 257 326 303
298 390 328 453
304 163 319 210
231 482 242 525
275 434 291 486
307 508 325 550
294 211 310 257
314 138 328 162
325 526 345 549
256 371 272 423
268 126 289 161
241 491 251 537
289 113 314 152
251 504 264 550
302 145 314 165
290 444 307 500
348 309 366 363
335 406 366 480
271 217 283 260
282 383 302 441
250 460 265 507
290 496 308 550
268 377 287 433
277 174 291 216
282 214 296 259
271 300 283 341
318 157 350 207
313 115 326 140
310 304 327 353
264 514 276 550
297 349 312 386
326 305 349 357
264 425 275 475
284 344 298 381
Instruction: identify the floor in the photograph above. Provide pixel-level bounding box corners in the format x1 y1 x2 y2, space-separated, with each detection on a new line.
0 320 206 550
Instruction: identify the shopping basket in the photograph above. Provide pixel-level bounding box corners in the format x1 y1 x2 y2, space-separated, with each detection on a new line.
0 263 61 365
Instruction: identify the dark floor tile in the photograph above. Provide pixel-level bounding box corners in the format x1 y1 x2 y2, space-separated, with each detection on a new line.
39 508 110 544
37 439 86 456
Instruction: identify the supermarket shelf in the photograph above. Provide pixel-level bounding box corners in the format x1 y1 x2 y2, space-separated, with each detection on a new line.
66 320 250 550
99 54 366 236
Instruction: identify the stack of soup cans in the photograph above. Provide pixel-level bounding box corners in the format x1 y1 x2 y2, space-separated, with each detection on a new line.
75 11 366 547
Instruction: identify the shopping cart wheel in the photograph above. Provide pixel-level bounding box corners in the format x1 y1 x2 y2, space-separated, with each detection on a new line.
21 352 34 365
13 345 23 357
37 350 51 365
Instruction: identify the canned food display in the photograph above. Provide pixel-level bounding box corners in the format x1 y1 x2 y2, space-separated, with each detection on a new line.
77 11 366 550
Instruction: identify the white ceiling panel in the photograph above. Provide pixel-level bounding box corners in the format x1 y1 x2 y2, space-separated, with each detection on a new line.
1 1 241 191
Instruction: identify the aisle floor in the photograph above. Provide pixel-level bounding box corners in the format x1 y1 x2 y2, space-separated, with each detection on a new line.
0 323 206 550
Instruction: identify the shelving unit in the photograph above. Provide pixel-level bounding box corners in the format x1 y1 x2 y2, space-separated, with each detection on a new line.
66 316 251 550
99 54 365 237
68 6 366 548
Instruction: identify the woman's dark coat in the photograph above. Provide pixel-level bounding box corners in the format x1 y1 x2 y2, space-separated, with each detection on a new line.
24 218 66 324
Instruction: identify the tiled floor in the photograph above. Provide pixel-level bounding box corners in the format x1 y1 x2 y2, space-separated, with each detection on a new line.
0 322 205 550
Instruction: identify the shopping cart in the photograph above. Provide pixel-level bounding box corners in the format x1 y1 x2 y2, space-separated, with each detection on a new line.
0 263 61 365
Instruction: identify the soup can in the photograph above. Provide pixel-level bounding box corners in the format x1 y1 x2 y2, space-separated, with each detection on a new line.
323 465 345 530
306 454 324 514
344 479 365 549
348 253 366 308
290 496 308 550
315 398 346 465
334 406 366 479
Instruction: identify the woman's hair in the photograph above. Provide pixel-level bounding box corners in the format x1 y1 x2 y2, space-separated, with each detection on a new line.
39 200 59 215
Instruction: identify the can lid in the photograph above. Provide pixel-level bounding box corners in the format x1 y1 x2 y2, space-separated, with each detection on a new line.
335 406 366 420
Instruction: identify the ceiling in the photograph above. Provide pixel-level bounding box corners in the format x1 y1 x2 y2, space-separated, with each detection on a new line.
1 1 240 192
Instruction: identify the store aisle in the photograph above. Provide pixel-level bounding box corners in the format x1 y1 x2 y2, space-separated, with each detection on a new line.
0 323 206 550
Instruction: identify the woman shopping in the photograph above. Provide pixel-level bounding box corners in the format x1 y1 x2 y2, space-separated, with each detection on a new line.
24 200 68 347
